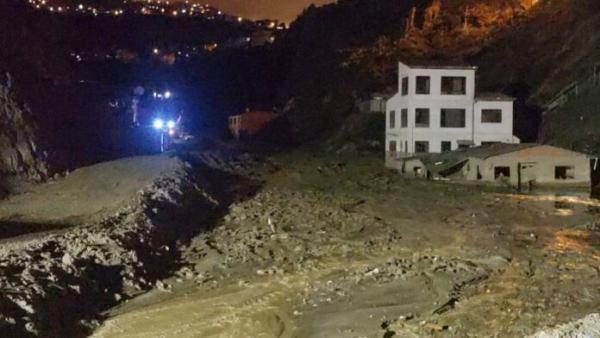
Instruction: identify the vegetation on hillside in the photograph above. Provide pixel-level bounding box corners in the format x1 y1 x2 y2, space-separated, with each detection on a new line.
275 0 600 148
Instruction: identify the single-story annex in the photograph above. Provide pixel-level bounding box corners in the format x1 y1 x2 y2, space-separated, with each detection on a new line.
387 143 592 189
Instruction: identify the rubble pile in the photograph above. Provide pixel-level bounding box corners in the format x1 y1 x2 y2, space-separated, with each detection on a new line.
528 313 600 338
0 162 217 337
208 189 401 273
193 150 276 179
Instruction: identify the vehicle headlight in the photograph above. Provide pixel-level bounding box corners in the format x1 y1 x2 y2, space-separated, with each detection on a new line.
153 119 164 129
167 120 176 129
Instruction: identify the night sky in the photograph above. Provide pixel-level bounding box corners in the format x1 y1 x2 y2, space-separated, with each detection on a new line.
202 0 334 23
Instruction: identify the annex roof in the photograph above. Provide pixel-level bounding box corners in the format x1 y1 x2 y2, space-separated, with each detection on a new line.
401 143 539 175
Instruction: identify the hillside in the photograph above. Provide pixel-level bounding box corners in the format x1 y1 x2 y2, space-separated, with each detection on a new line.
275 0 600 148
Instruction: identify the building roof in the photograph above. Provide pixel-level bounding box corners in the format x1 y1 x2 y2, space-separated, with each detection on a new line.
402 143 538 175
401 60 477 71
401 143 592 176
476 92 515 101
459 143 539 159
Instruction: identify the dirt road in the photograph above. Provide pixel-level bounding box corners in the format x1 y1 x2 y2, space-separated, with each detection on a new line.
0 155 182 240
91 150 600 337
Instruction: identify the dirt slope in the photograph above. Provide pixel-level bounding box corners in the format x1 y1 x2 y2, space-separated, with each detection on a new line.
0 153 228 337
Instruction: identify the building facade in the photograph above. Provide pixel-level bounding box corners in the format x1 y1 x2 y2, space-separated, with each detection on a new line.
385 62 520 158
228 110 278 139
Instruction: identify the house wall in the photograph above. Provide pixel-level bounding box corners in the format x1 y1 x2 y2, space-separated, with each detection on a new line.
229 112 277 139
385 157 426 178
461 146 590 186
474 100 519 144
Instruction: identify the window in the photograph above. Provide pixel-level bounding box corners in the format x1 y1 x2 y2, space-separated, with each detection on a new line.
389 141 397 154
482 142 499 146
415 108 430 128
415 141 429 153
494 166 511 179
441 141 452 152
401 109 408 127
482 109 502 123
416 76 430 94
441 109 466 128
389 110 396 129
555 166 575 180
441 76 466 95
401 77 409 96
405 141 408 153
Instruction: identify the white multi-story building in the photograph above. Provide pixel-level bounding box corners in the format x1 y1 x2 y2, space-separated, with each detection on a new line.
385 61 519 158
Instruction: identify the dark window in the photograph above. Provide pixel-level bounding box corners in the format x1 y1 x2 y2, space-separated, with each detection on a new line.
389 110 396 128
401 109 408 127
441 109 466 128
555 166 575 180
441 76 466 95
415 141 429 153
416 76 430 94
482 142 499 146
482 109 502 123
389 141 397 153
401 77 409 96
405 141 408 152
415 108 430 128
494 166 511 179
441 141 452 152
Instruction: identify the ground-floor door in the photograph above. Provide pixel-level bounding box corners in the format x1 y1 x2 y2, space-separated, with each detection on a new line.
518 162 538 191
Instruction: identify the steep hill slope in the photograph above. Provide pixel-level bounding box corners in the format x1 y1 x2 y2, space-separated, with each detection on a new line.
276 0 600 146
0 78 48 187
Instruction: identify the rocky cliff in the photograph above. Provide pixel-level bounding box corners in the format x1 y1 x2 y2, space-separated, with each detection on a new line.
0 74 47 182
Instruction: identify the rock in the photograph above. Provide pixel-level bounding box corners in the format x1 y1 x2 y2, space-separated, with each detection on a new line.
13 298 35 314
24 322 38 335
114 293 122 302
61 253 74 266
156 280 172 292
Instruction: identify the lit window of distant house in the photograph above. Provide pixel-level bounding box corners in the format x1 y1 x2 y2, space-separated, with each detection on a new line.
415 141 429 153
441 109 466 128
415 108 430 128
482 109 502 123
416 76 430 94
389 110 396 128
401 77 409 96
401 109 408 127
441 76 466 95
441 141 452 152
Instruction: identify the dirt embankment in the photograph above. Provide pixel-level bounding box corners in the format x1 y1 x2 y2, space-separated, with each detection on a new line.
0 151 268 337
